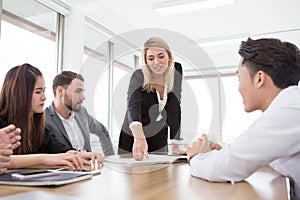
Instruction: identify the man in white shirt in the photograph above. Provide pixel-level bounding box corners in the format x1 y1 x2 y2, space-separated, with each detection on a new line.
45 71 114 158
187 38 300 200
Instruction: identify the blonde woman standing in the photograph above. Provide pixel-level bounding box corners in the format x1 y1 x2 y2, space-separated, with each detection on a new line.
118 37 183 160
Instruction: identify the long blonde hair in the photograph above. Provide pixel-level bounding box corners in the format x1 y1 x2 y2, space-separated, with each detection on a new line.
142 37 175 93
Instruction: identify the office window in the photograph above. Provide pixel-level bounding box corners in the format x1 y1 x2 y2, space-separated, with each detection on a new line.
0 0 57 107
183 78 213 143
82 25 110 153
83 25 135 151
82 25 109 126
112 43 136 148
221 76 261 143
183 75 261 145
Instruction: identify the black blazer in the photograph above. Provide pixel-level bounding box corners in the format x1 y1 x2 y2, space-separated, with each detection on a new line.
0 117 70 154
118 62 182 153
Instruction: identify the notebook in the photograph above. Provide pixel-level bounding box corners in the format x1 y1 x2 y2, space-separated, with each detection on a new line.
0 169 98 186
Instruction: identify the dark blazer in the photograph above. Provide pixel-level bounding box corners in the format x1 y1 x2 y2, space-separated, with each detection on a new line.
118 62 182 154
0 117 70 154
45 103 114 156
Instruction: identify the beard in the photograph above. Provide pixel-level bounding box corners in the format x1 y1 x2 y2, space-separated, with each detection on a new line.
64 94 81 112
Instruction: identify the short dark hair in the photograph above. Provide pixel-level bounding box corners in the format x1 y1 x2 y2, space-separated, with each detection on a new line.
238 38 300 89
52 71 84 96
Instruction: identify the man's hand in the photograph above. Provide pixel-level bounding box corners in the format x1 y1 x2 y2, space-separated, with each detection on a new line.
187 134 222 160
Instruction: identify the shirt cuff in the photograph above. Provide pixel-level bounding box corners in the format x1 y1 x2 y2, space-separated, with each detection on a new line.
170 139 182 144
129 121 142 131
188 153 206 165
188 154 196 165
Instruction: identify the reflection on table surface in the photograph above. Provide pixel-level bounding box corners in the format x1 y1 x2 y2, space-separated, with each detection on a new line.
0 162 287 200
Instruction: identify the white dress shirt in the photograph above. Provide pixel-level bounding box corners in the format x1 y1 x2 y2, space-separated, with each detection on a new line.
190 86 300 196
57 111 85 150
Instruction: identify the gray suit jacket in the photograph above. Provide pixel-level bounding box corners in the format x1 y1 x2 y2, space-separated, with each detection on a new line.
45 102 114 156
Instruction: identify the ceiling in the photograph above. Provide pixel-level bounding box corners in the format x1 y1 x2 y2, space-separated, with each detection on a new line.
64 0 300 74
71 0 300 40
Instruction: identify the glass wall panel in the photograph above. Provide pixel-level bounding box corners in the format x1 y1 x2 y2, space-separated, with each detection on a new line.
112 42 136 148
0 0 57 107
183 78 213 143
221 76 261 143
82 25 108 125
83 25 138 151
82 25 109 153
3 0 57 34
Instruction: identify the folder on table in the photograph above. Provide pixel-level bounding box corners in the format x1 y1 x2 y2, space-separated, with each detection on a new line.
0 169 97 186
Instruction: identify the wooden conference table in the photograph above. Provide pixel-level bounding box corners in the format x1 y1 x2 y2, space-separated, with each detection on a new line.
0 163 287 200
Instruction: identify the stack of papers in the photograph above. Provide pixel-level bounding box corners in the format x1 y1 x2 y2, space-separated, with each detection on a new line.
104 154 187 166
